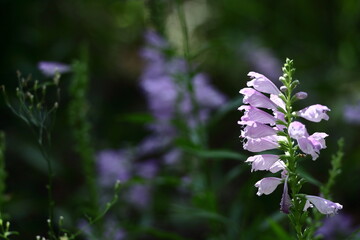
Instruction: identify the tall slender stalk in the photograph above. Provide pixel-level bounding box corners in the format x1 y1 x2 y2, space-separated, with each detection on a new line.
68 58 99 216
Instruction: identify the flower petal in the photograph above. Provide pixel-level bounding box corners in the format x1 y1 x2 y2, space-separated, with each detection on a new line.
288 121 309 139
280 180 291 214
238 105 277 125
255 177 282 196
245 154 280 172
240 88 278 109
247 72 280 95
243 135 279 152
305 195 343 215
241 122 278 138
297 104 330 122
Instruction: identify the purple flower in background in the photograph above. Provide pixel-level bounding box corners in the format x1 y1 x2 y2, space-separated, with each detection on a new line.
104 218 126 240
240 41 282 81
344 102 360 124
38 61 71 77
136 160 158 179
139 29 226 164
316 214 354 240
144 29 169 49
97 150 131 187
126 184 151 209
78 218 126 240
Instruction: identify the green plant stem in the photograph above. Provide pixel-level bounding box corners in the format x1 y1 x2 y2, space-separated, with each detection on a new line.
280 60 307 240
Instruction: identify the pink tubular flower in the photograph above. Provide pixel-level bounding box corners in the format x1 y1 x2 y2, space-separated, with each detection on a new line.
238 105 277 125
297 104 330 122
247 72 280 95
297 132 328 160
270 94 286 110
240 122 277 138
240 88 278 109
280 179 291 214
245 154 282 172
304 195 343 215
243 135 280 152
269 161 286 173
288 121 309 139
255 177 282 196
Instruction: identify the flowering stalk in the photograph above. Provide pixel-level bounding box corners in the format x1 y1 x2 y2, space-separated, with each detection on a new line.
278 60 308 238
239 59 342 239
1 71 60 239
68 59 99 216
0 132 6 210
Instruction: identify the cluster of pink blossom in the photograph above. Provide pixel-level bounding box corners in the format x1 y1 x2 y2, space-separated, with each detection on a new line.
238 71 342 215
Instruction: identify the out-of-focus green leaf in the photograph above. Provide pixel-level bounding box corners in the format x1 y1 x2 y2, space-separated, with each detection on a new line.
298 167 322 187
224 164 245 184
173 205 231 225
117 112 154 124
267 219 293 240
182 147 246 161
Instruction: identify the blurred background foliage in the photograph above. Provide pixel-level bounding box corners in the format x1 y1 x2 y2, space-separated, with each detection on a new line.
1 0 360 239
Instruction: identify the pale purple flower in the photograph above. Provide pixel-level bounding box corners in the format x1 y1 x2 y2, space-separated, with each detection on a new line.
144 30 169 49
243 135 280 152
238 105 277 125
297 132 328 160
163 149 182 165
136 160 158 179
140 29 226 133
316 214 354 240
240 41 282 80
273 110 287 131
240 88 278 109
280 179 291 214
247 72 280 95
255 177 282 196
304 195 343 215
344 103 360 124
104 219 126 240
38 61 71 77
269 161 286 173
194 73 227 108
245 154 284 172
297 104 330 122
126 184 151 209
288 121 309 139
97 150 131 187
240 122 278 138
295 91 308 100
270 94 286 110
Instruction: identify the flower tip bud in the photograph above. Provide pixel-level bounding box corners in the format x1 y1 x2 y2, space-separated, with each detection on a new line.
295 91 308 100
280 86 287 92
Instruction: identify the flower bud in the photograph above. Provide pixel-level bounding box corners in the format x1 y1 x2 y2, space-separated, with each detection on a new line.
280 86 287 92
295 91 308 100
